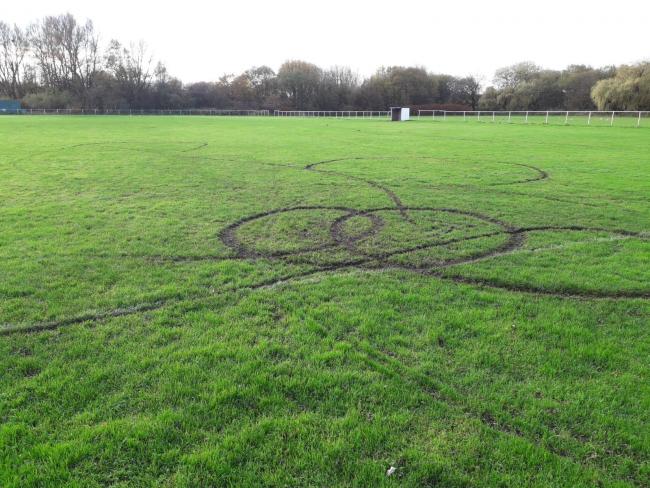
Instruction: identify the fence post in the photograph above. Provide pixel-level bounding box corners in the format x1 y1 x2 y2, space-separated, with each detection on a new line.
508 111 511 122
545 111 549 124
637 111 642 128
525 111 529 123
492 111 495 122
610 111 615 126
565 111 569 125
477 111 480 121
463 111 466 121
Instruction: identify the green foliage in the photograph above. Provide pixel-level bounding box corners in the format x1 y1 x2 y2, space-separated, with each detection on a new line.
493 61 542 89
482 64 613 111
277 60 323 110
591 62 650 110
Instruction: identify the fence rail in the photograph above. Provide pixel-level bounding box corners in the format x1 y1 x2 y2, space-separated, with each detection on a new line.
274 110 389 118
1 108 647 127
417 110 650 127
0 108 270 116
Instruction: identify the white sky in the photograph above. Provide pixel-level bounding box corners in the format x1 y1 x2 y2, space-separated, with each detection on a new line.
4 0 649 85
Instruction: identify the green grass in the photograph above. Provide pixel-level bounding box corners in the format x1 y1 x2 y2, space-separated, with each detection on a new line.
1 115 649 487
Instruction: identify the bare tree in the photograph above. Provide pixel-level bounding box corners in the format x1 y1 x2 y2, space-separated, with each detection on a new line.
105 40 153 107
29 14 99 103
318 66 358 109
326 65 358 88
0 22 30 98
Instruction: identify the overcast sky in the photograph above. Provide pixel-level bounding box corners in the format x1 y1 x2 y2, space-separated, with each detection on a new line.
4 0 649 84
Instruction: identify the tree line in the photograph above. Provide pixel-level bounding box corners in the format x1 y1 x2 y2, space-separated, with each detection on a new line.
1 14 649 111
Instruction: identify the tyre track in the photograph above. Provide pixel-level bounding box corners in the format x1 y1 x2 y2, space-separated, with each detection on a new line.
5 145 649 338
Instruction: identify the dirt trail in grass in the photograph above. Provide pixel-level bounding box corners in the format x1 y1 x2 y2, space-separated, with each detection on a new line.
305 158 414 221
5 138 649 486
4 143 650 338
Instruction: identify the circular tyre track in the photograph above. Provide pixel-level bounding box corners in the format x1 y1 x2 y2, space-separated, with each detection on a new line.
219 205 383 259
218 204 649 299
218 154 648 299
4 145 649 336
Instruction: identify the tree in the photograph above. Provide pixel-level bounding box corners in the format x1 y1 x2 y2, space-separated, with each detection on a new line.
316 66 358 109
388 67 433 106
245 66 277 106
430 74 455 104
355 66 437 109
478 86 500 110
591 62 650 110
29 13 100 104
184 81 227 109
451 76 481 110
277 60 322 109
487 64 572 110
152 63 186 109
0 22 30 98
5 13 647 112
104 40 153 108
529 70 564 109
560 65 610 110
494 61 541 90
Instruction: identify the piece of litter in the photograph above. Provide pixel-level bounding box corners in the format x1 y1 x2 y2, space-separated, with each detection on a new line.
386 466 396 476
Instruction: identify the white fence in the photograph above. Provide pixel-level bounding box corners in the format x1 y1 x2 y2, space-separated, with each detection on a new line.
1 107 647 126
417 110 650 127
0 108 270 116
274 110 389 118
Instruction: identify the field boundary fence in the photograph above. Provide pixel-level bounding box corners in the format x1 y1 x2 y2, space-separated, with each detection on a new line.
1 108 648 127
0 108 270 116
417 110 650 127
274 110 390 118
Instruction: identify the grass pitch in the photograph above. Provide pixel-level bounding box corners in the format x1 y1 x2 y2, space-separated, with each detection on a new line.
1 116 649 487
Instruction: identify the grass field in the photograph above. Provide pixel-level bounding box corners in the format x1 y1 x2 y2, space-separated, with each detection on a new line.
1 116 649 487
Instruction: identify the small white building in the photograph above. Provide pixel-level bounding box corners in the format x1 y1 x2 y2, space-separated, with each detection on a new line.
390 107 410 121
